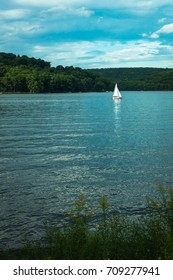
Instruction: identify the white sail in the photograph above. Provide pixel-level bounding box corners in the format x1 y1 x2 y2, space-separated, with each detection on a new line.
113 83 122 99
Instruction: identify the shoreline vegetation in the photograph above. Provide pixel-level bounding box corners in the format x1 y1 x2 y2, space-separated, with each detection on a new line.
0 185 173 260
1 52 173 94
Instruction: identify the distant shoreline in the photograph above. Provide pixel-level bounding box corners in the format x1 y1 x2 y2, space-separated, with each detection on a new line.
1 90 173 95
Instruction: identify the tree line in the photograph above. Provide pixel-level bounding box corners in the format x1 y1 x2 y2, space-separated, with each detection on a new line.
88 67 173 91
1 52 173 93
0 53 112 93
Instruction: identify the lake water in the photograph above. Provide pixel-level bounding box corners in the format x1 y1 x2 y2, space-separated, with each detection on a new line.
0 91 173 248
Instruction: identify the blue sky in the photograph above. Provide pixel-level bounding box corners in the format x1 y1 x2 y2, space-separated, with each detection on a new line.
1 0 173 68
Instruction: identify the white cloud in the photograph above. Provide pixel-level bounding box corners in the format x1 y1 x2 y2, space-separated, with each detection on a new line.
0 9 29 19
13 0 173 10
158 18 166 23
158 23 173 34
41 6 94 18
150 33 159 39
31 40 168 68
0 21 41 37
73 6 94 17
14 0 87 7
10 0 173 19
151 23 173 38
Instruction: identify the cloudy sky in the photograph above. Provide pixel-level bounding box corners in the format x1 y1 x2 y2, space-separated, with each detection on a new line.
1 0 173 68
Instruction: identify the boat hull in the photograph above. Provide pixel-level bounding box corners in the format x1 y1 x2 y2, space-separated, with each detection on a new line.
113 96 122 100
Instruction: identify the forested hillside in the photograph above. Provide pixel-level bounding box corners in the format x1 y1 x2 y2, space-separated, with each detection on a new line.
0 53 111 93
87 67 173 90
0 52 173 93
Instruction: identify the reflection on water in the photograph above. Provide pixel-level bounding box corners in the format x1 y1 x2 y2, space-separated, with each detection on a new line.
113 99 122 138
0 91 173 248
113 99 122 126
113 99 121 120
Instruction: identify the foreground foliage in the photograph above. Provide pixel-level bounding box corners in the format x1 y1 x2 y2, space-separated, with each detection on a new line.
0 186 173 260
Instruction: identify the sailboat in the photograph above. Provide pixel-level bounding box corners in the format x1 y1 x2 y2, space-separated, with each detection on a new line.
113 83 122 100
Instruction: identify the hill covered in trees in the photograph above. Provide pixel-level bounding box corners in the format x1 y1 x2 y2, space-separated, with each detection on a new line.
0 52 111 93
0 52 173 93
87 67 173 91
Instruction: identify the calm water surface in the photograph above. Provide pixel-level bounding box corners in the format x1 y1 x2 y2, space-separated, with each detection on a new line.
0 91 173 248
